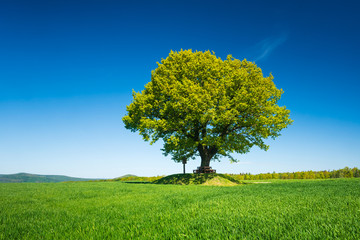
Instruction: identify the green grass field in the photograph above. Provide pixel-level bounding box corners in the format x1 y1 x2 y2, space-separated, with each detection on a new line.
1 178 359 239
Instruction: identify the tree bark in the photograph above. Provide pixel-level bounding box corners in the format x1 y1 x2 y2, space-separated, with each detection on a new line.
198 144 217 167
200 156 211 167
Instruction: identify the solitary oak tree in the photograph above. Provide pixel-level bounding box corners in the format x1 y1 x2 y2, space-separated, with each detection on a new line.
123 50 292 170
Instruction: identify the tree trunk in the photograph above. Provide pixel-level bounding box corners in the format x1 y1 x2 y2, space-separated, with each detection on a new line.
200 156 211 167
198 144 217 167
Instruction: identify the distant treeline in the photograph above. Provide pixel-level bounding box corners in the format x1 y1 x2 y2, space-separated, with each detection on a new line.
97 167 359 183
106 176 165 182
231 167 360 180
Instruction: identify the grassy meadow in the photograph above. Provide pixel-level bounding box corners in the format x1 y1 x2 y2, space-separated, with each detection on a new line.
0 178 359 239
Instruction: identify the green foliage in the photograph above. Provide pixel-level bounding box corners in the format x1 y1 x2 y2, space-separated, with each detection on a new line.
232 167 360 180
1 179 359 239
123 50 292 165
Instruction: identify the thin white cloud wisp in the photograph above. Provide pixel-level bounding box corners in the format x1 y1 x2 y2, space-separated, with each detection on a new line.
255 33 288 62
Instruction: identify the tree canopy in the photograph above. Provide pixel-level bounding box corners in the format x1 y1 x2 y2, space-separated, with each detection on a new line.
123 50 292 168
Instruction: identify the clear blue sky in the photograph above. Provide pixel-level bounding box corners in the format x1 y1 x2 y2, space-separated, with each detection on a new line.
1 0 359 178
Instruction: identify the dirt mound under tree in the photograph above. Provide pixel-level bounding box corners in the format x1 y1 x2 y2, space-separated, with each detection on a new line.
152 173 242 186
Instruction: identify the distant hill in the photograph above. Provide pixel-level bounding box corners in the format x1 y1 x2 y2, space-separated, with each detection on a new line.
0 173 99 183
109 174 164 183
115 174 137 179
